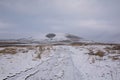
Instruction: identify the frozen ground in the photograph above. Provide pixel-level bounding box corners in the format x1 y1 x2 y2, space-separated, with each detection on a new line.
0 45 120 80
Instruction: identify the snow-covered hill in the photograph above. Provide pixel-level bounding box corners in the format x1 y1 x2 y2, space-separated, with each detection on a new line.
0 33 96 46
0 44 120 80
32 33 94 44
33 33 68 41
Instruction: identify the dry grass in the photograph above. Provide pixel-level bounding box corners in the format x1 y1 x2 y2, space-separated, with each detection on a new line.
27 46 36 50
17 48 29 53
95 50 105 57
105 45 120 50
108 55 120 61
88 49 105 57
0 47 17 54
111 45 120 50
35 45 53 59
87 49 106 63
70 42 85 46
105 45 120 54
0 45 54 58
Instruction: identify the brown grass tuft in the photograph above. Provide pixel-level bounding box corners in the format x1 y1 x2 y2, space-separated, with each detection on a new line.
111 45 120 50
70 42 85 46
108 55 120 60
105 45 120 50
0 47 17 54
35 45 53 59
88 49 105 57
95 50 105 57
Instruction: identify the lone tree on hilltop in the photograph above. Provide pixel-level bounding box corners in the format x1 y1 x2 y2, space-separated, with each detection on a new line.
46 33 56 40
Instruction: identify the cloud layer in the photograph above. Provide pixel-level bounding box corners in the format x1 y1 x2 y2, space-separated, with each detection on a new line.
0 0 120 42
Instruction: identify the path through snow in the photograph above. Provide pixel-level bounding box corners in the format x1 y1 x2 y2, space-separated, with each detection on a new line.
5 46 83 80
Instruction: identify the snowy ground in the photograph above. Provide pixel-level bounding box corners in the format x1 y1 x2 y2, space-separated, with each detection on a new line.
0 45 120 80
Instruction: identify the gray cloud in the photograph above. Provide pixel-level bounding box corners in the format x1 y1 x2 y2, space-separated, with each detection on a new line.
0 0 120 42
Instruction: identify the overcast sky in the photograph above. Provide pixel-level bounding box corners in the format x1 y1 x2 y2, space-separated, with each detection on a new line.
0 0 120 42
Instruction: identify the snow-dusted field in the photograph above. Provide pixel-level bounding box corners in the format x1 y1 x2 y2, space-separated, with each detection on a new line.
0 45 120 80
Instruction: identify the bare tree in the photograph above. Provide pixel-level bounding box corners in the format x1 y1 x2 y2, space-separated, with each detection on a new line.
46 33 56 40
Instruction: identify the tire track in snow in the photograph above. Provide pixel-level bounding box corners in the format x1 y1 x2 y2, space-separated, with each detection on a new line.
67 47 84 80
4 57 51 80
4 46 84 80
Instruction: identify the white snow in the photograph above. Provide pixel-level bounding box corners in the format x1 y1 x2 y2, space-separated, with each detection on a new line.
0 48 41 80
69 46 120 80
0 45 120 80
